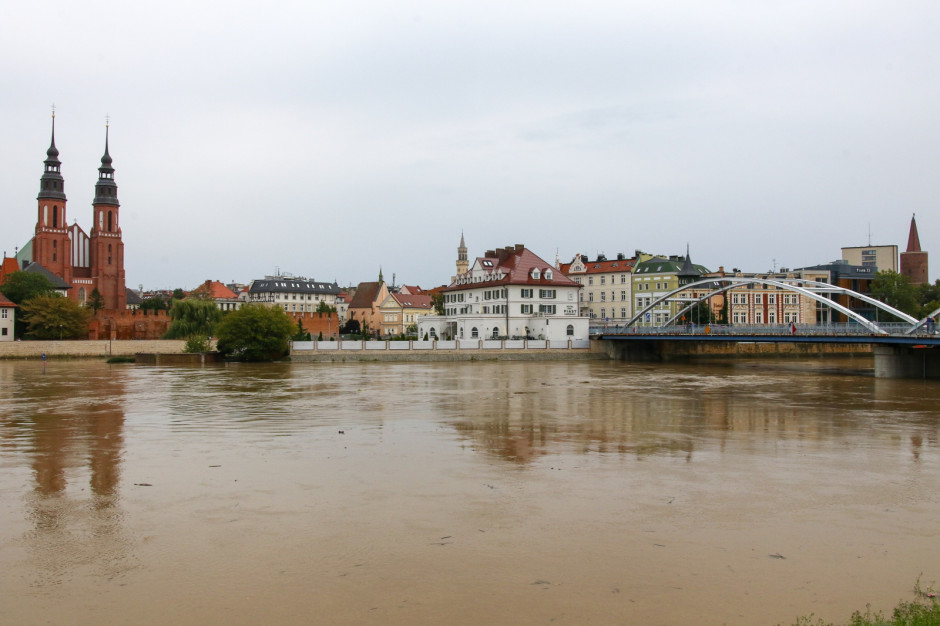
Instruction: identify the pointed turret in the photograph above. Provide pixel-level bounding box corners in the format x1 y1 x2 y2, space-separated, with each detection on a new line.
677 244 701 286
456 231 469 277
901 213 928 285
93 124 119 207
38 114 66 201
906 214 921 253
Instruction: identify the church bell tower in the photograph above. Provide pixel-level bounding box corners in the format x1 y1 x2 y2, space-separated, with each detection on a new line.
33 111 73 284
88 123 126 309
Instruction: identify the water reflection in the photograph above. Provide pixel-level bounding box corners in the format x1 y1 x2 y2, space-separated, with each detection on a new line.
436 360 940 465
0 362 133 586
1 359 938 626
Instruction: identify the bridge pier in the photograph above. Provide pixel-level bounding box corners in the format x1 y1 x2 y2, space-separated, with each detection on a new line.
873 345 940 379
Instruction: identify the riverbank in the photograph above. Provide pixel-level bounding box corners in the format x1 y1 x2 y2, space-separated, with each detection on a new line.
0 339 186 359
0 337 872 361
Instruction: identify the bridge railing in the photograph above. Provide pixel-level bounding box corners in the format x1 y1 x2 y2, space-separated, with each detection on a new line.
592 322 923 337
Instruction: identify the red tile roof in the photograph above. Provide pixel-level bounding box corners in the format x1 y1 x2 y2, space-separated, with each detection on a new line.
390 292 432 309
0 256 21 284
559 257 636 275
0 291 17 307
193 280 239 300
446 245 579 292
348 282 383 308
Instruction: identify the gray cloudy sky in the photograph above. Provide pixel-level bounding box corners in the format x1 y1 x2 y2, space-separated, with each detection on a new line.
2 0 937 290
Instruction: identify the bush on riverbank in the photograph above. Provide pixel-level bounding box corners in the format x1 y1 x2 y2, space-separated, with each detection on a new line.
788 578 938 626
215 303 294 361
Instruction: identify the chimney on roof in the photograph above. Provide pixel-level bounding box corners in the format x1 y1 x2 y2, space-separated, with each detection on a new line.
485 249 495 258
616 252 625 260
515 244 524 252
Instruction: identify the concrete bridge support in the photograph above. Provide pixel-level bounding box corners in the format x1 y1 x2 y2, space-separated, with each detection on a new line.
873 345 940 379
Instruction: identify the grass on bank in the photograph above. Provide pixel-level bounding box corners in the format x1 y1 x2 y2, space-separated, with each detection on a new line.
788 578 939 626
105 356 136 363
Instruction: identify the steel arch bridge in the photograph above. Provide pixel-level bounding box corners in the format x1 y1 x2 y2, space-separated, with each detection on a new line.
625 277 926 335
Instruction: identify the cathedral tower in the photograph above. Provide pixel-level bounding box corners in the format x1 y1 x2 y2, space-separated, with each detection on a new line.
88 124 126 309
33 112 73 284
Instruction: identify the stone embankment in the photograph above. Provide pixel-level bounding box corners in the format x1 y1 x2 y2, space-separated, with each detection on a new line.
0 340 186 359
290 338 604 362
0 337 872 362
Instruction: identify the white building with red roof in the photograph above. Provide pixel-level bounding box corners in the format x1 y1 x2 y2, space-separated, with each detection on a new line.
0 291 16 341
418 244 587 342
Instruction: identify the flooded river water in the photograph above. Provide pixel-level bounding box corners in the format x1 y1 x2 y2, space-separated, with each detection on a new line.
1 358 938 625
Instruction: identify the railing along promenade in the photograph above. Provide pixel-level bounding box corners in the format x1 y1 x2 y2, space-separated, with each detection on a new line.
292 338 591 352
592 323 940 346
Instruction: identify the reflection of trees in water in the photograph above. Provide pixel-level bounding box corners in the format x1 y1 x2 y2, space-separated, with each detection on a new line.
442 362 940 464
0 363 135 587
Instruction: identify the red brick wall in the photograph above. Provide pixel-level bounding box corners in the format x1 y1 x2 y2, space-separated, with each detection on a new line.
88 309 171 340
288 312 340 339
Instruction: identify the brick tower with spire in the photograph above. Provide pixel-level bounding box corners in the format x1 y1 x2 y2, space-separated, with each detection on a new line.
86 124 126 309
900 214 928 285
32 112 73 285
29 116 127 309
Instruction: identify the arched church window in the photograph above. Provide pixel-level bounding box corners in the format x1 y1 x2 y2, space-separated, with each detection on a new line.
52 206 58 228
108 211 113 231
78 288 86 306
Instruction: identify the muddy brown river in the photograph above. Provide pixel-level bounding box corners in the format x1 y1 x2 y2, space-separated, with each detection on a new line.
1 358 937 625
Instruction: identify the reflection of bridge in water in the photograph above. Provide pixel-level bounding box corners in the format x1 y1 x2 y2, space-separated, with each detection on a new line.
595 327 940 379
594 277 940 379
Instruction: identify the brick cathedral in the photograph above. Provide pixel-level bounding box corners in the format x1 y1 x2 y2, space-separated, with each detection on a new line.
29 114 126 309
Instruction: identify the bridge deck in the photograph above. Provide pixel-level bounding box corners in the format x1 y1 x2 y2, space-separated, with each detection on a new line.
597 333 940 347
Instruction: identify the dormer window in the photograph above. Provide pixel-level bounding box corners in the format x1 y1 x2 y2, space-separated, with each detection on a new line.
544 269 553 280
531 268 541 280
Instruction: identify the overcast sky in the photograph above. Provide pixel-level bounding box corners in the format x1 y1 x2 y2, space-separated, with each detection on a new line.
2 0 937 290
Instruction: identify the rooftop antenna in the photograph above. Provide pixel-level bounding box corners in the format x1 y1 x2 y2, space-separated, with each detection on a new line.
867 223 872 246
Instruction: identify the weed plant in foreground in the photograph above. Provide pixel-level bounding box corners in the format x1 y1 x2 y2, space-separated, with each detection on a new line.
788 577 939 626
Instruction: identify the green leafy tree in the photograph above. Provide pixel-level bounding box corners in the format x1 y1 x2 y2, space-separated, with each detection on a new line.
86 287 106 314
292 318 311 341
0 271 56 304
183 335 212 353
215 303 295 361
316 301 336 314
140 296 168 311
164 299 223 339
431 293 445 315
171 288 186 300
871 270 919 318
20 295 91 339
1 271 58 338
340 318 360 334
917 279 940 318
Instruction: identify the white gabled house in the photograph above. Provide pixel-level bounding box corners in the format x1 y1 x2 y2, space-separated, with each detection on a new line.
418 244 587 342
0 291 16 341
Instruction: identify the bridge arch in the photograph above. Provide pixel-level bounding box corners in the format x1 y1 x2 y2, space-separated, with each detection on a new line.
625 277 918 335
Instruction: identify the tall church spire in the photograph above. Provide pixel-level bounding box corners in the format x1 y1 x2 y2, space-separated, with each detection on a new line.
456 231 469 277
93 122 119 206
38 111 66 201
906 214 921 253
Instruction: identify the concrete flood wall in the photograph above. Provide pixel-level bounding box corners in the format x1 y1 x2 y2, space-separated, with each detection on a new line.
290 338 601 362
0 339 187 359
